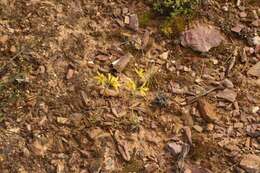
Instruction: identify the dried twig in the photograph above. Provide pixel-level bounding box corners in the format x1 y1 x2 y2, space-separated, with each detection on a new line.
184 86 223 105
0 48 25 75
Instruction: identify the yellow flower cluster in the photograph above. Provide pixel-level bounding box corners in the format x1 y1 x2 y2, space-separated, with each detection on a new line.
95 72 120 91
94 68 149 96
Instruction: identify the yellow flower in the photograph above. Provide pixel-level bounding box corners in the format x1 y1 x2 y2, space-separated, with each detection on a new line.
126 78 137 91
94 72 107 86
138 83 149 96
107 73 120 90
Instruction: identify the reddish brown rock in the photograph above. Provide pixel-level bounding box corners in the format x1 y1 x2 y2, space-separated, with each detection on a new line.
231 24 245 33
197 99 219 122
112 53 133 72
181 25 224 52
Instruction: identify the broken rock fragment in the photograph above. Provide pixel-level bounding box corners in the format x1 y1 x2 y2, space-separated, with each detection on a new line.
166 142 182 155
112 53 133 72
127 14 139 31
221 78 234 88
181 25 224 52
193 125 203 133
197 99 219 122
240 154 260 173
216 89 237 102
231 24 245 33
57 117 69 125
66 68 74 80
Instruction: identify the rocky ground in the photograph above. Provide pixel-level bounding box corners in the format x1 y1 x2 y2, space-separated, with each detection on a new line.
0 0 259 173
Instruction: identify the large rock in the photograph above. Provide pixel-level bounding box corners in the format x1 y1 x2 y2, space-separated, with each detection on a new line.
240 154 260 173
181 25 224 52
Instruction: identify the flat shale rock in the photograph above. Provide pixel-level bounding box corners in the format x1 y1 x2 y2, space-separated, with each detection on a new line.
216 89 237 102
231 24 245 33
112 53 133 72
240 154 260 173
181 25 224 52
127 14 139 31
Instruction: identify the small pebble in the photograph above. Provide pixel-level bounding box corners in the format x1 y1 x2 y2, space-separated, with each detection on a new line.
252 20 259 27
252 36 260 46
252 106 259 113
247 47 255 55
221 79 234 88
222 6 228 12
10 45 16 53
66 68 74 80
239 12 247 18
234 122 244 128
124 16 130 24
210 58 218 65
231 24 244 33
193 125 203 132
207 123 214 131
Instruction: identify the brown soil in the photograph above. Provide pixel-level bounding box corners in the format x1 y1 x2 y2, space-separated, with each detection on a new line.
0 0 259 173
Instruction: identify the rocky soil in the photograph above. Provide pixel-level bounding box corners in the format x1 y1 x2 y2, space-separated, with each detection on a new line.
0 0 259 173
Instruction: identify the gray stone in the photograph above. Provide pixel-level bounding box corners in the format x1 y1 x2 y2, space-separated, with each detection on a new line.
181 25 224 52
166 142 182 155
